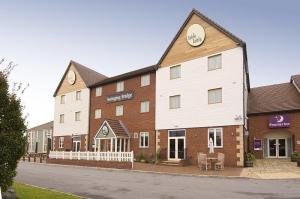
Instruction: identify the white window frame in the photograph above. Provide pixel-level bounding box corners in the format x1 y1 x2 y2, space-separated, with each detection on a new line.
141 74 150 87
140 101 150 113
75 111 81 121
116 105 124 116
170 65 181 80
139 132 149 148
96 87 102 97
59 114 64 123
169 95 181 109
208 88 222 104
208 54 222 71
208 128 223 148
95 109 102 119
116 81 124 92
59 137 64 148
76 90 81 101
60 95 66 104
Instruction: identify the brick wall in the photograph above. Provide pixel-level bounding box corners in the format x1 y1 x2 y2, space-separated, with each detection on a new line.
157 125 241 167
47 158 132 169
89 72 156 161
248 111 300 159
53 134 88 152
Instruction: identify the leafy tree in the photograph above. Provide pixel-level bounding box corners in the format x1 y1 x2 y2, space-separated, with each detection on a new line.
0 59 27 192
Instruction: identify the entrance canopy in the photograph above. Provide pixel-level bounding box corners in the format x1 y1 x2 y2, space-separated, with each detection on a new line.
94 119 130 152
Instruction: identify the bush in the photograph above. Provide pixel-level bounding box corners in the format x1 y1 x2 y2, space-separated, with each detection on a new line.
155 150 161 162
245 152 255 161
291 151 300 158
138 152 145 162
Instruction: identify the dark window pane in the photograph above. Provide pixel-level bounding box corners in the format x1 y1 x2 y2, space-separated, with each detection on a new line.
145 135 148 147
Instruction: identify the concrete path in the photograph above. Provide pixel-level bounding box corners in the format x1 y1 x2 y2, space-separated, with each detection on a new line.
16 162 300 199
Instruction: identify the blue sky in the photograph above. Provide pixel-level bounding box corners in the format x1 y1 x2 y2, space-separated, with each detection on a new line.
0 0 299 127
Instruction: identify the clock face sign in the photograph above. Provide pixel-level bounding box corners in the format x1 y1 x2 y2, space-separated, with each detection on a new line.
186 24 205 47
67 70 76 85
102 125 109 136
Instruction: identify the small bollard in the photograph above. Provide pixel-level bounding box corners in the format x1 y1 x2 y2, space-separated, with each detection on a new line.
28 156 31 162
23 156 25 161
34 156 36 162
40 155 42 163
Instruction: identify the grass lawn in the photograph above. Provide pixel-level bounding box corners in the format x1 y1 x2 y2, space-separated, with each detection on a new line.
13 182 83 199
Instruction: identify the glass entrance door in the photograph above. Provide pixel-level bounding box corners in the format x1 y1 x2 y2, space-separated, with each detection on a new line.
278 139 286 157
168 130 185 161
73 141 80 152
268 138 286 158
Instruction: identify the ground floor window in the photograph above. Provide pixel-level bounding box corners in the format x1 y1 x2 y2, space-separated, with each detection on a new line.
208 128 223 148
59 137 64 148
139 132 149 148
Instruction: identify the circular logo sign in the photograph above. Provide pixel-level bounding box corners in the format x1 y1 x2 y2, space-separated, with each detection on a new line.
67 70 76 85
186 24 205 47
102 125 109 136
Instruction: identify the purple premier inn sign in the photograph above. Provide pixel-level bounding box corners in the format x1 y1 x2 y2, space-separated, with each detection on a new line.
269 114 290 128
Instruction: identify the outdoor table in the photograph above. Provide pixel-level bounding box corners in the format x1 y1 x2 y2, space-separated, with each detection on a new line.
206 157 218 170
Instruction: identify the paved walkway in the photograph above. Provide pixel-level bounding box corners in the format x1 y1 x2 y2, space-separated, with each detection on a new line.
242 159 300 179
133 162 243 177
16 162 300 199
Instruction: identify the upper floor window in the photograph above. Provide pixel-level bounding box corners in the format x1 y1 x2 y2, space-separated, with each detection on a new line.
75 111 81 121
59 114 64 123
141 74 150 87
95 109 102 119
169 95 181 109
116 81 124 92
208 54 222 71
208 88 222 104
116 105 124 116
96 87 102 97
60 95 66 104
170 65 181 79
140 101 150 113
76 90 81 101
140 132 149 148
208 128 223 148
59 137 64 148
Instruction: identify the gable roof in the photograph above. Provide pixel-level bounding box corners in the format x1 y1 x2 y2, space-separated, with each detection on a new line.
291 74 300 89
248 82 300 115
157 8 250 90
53 60 108 96
28 121 53 131
90 65 157 88
95 119 130 138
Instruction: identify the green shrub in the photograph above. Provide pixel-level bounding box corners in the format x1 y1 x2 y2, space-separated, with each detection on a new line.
245 152 255 161
291 151 300 158
155 150 161 162
138 152 145 162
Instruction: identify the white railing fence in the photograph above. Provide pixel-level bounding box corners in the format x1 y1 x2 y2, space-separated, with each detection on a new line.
49 151 134 167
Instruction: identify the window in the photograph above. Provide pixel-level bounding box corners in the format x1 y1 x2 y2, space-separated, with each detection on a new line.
208 128 223 148
96 87 102 96
59 137 64 148
140 101 150 113
170 65 181 79
59 114 64 123
169 95 180 109
208 88 222 104
141 74 150 87
140 132 149 148
116 105 123 116
75 111 81 121
76 91 81 101
95 109 102 119
60 95 66 104
208 54 222 71
116 81 124 92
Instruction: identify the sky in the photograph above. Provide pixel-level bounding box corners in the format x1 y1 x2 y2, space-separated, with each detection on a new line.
0 0 299 128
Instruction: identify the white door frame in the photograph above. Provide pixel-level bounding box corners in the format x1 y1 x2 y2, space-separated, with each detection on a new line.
267 138 287 158
167 130 186 161
73 140 81 152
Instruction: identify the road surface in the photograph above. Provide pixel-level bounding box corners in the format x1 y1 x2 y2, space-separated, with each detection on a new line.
16 162 300 199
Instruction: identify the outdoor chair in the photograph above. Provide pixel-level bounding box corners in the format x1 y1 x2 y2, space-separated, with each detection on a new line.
197 153 211 171
215 152 225 170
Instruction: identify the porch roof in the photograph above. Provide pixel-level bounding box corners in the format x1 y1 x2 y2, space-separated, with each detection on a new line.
106 119 130 137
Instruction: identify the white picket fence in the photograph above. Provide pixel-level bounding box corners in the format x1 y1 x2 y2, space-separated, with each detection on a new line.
49 151 134 168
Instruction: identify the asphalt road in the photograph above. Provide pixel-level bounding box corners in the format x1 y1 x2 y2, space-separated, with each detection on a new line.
16 162 300 199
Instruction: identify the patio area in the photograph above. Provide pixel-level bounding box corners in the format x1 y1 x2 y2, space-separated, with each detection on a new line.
241 159 300 179
133 162 243 177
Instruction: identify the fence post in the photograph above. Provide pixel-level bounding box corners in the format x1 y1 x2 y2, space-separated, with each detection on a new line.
69 151 72 160
78 151 80 160
56 151 58 159
87 151 89 160
131 151 134 169
62 151 65 159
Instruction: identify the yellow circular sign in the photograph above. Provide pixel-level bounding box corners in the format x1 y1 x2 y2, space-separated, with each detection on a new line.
186 24 205 47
